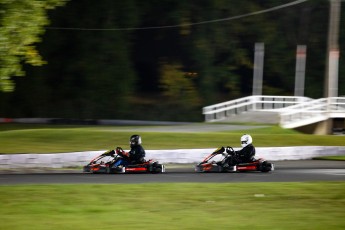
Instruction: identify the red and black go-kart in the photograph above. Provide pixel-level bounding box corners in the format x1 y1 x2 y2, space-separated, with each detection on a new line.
195 146 274 173
83 147 165 174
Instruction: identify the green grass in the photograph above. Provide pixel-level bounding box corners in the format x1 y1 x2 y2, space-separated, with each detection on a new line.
0 182 344 230
0 123 344 153
1 124 344 229
313 156 345 161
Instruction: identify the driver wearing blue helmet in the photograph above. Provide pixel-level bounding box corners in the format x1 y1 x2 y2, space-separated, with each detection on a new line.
113 134 146 167
128 134 146 164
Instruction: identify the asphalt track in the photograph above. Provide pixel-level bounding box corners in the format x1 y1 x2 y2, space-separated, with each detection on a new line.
0 160 344 185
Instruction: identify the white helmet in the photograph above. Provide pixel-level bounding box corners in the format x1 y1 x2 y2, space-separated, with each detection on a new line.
240 134 252 147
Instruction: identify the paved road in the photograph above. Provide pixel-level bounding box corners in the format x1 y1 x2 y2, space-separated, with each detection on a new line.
0 160 344 185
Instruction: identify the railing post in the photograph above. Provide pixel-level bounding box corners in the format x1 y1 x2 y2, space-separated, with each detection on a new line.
252 96 257 111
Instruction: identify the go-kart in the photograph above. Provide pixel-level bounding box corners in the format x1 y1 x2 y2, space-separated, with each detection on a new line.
83 147 165 174
195 146 274 173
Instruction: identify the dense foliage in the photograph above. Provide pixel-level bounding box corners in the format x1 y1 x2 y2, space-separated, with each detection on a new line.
0 0 67 91
0 0 344 121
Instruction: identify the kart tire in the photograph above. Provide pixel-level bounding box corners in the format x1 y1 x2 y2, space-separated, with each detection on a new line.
152 164 163 173
260 161 272 172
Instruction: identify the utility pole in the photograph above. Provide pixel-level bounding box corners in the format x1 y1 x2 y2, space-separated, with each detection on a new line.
324 0 341 134
294 45 307 97
325 0 341 98
252 43 264 96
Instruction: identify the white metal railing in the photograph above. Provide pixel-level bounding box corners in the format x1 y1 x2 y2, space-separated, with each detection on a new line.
280 97 345 128
202 95 311 122
203 96 345 128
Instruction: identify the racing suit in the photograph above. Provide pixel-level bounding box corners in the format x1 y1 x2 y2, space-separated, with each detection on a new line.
235 144 256 163
113 145 146 167
223 144 256 167
128 144 146 164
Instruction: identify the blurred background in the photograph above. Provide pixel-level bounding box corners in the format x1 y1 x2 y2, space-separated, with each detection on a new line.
0 0 344 122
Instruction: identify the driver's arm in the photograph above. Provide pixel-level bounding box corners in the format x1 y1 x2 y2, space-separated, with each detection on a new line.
103 150 115 156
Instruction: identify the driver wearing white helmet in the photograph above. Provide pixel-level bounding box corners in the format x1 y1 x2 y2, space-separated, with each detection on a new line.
235 134 256 163
222 134 256 167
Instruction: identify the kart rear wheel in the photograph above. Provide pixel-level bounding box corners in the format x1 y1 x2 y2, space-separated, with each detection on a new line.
151 164 164 173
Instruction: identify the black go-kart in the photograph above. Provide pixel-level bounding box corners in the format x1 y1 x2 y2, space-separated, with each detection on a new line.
83 147 165 174
195 146 274 173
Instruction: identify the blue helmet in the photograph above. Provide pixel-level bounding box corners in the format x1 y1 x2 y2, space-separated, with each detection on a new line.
130 134 142 147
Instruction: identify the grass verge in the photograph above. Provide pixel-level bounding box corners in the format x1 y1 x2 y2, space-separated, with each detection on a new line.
313 156 345 161
0 124 344 153
0 182 344 230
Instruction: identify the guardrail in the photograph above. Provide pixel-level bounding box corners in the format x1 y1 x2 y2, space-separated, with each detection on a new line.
0 146 344 169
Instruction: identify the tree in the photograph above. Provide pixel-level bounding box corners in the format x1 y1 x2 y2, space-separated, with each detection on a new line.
1 0 343 121
159 63 201 108
11 0 140 119
0 0 67 92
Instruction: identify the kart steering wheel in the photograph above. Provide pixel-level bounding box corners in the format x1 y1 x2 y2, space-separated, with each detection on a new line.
116 147 125 156
226 146 235 155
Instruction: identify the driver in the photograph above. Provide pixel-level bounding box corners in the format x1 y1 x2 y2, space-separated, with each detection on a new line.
113 134 146 167
128 134 146 164
233 134 256 164
223 134 256 167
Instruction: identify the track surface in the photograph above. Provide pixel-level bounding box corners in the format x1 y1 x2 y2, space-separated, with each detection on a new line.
1 160 344 185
